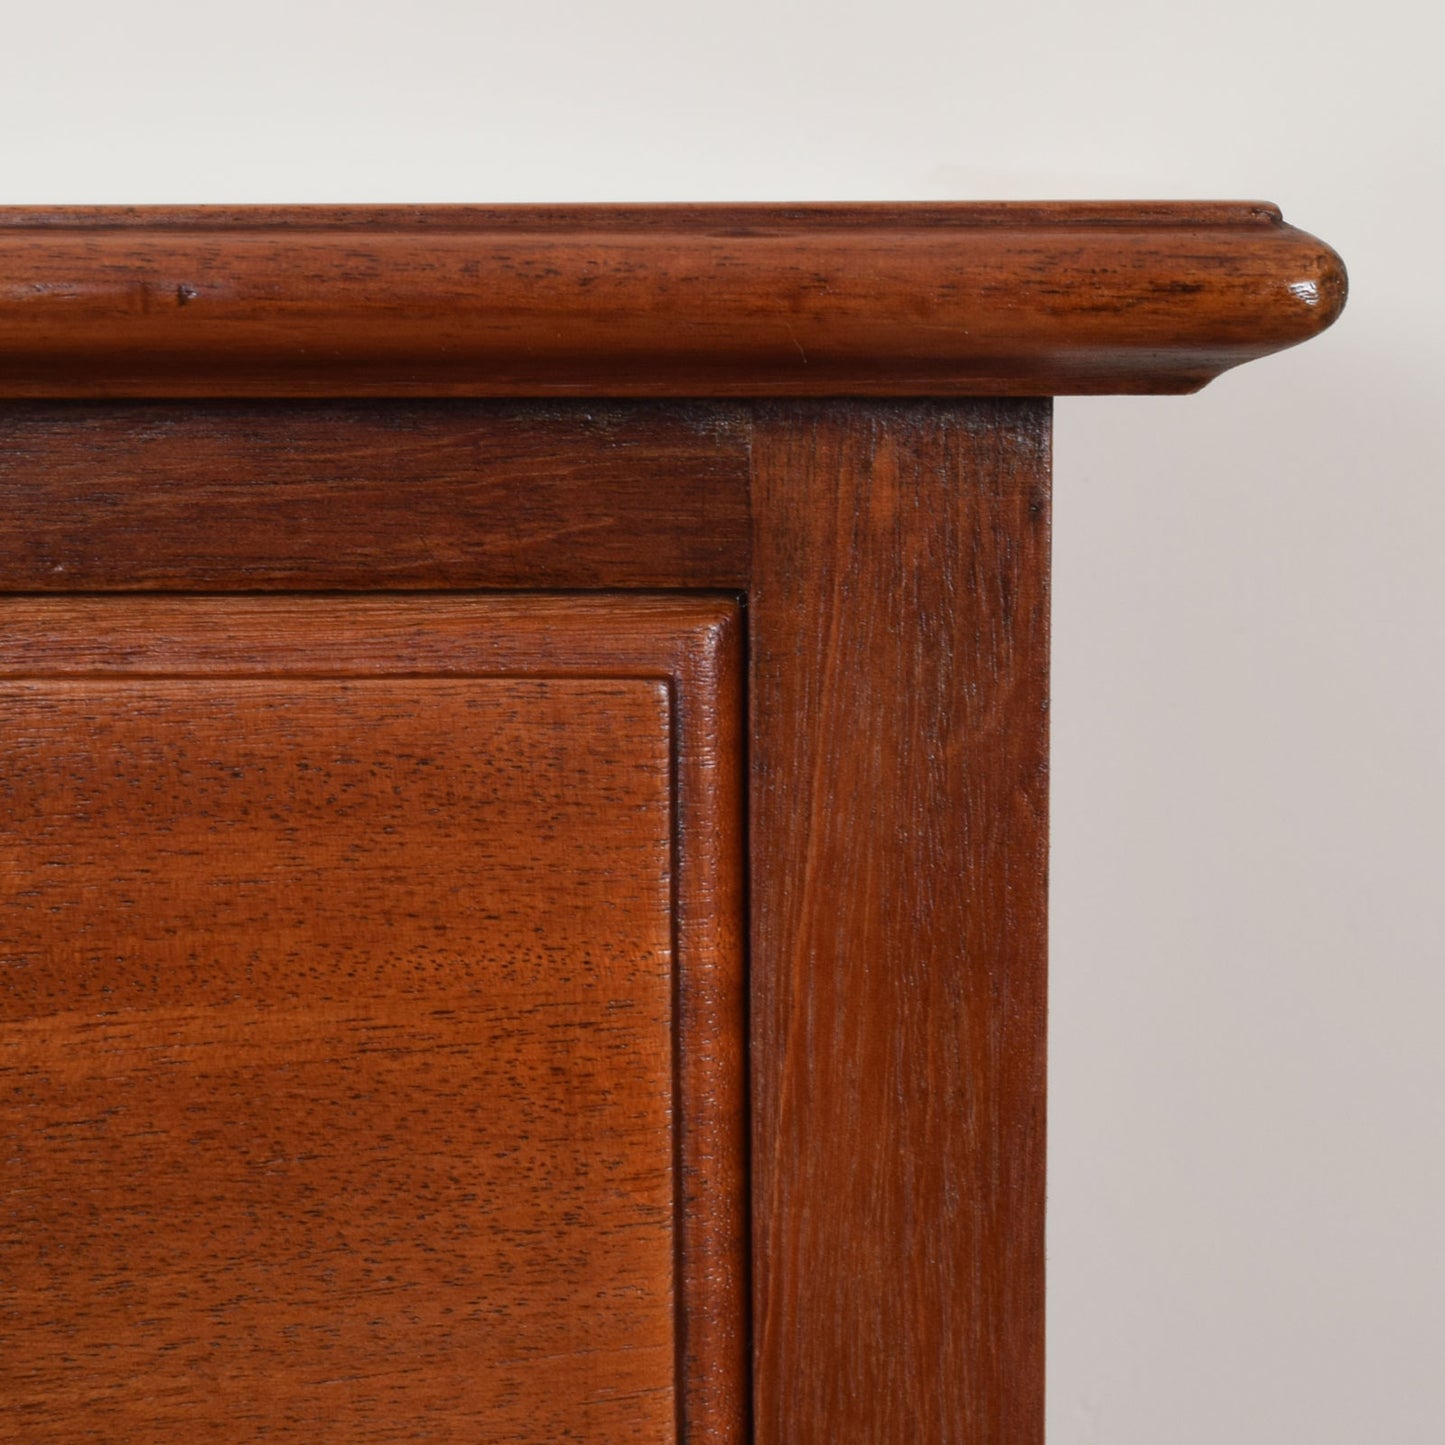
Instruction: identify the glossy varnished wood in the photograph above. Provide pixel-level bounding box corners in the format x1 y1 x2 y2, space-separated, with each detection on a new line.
0 402 749 591
748 402 1051 1444
0 595 747 1443
0 203 1344 397
0 200 1349 1444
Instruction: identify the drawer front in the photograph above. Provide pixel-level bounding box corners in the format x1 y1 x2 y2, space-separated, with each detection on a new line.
0 595 745 1443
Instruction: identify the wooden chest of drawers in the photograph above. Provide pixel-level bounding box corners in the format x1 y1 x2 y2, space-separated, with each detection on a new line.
0 204 1344 1443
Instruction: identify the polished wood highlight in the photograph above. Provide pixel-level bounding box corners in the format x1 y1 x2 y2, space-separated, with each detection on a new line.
0 203 1344 397
749 402 1051 1445
0 402 749 591
0 595 747 1444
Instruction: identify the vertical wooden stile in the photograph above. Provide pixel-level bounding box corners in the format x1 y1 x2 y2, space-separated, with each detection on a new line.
749 400 1052 1445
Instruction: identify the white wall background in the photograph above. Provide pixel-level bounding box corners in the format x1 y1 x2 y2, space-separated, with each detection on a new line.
3 3 1440 1440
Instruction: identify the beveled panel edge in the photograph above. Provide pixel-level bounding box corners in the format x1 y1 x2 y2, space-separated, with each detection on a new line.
0 592 741 679
0 203 1344 397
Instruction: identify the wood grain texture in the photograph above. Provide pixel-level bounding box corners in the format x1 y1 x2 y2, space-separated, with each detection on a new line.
748 402 1051 1444
0 402 749 591
0 203 1344 397
0 594 746 1444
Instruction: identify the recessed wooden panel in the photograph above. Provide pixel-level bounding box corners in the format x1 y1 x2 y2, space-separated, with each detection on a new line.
0 595 746 1444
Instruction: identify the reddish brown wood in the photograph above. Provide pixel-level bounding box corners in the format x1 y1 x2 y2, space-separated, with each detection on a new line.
0 402 749 591
748 401 1051 1444
0 594 747 1444
0 204 1344 397
0 201 1350 1444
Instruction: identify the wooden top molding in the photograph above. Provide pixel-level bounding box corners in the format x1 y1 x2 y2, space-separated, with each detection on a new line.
0 203 1345 397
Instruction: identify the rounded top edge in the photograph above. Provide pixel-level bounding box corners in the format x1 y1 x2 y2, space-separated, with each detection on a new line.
0 200 1344 397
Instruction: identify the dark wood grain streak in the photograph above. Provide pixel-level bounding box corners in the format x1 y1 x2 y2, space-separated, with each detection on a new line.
0 402 750 591
748 402 1051 1444
0 204 1344 397
0 594 746 1444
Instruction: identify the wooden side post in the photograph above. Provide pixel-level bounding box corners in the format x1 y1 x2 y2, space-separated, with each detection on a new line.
749 400 1052 1444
